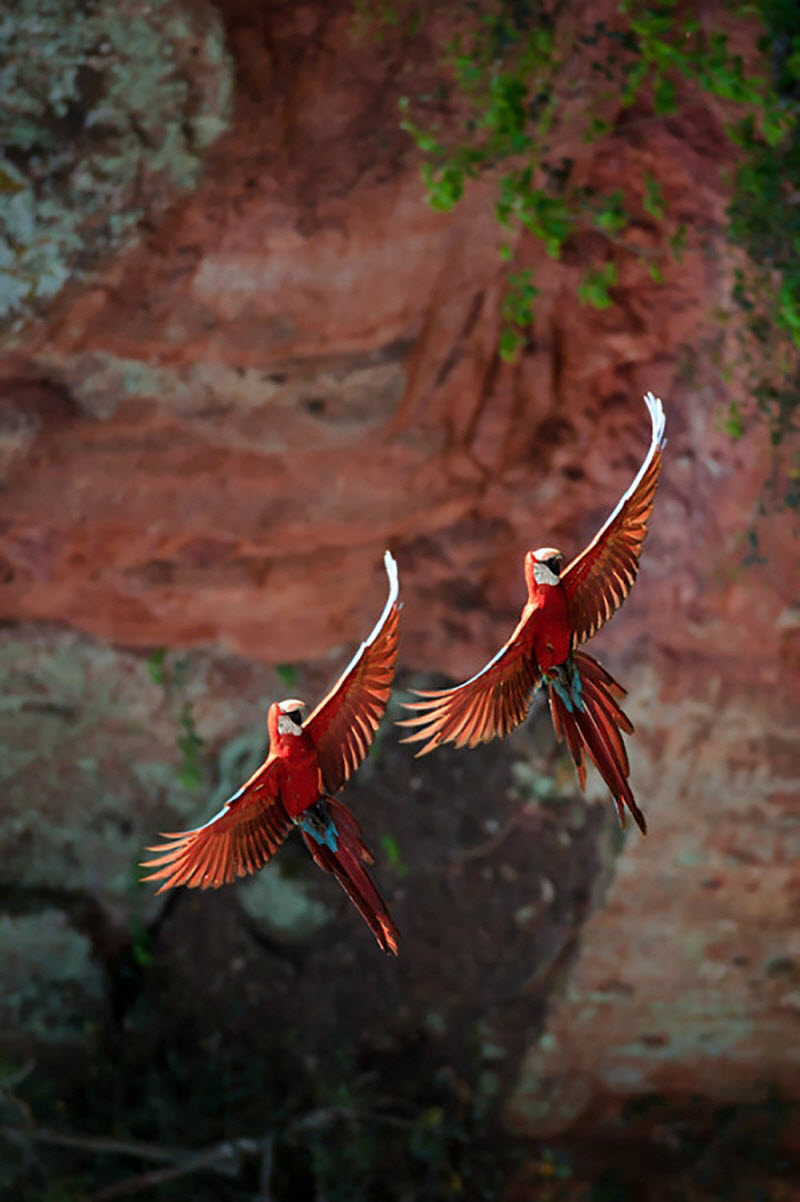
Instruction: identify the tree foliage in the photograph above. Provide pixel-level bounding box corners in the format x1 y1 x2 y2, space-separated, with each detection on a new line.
386 0 799 492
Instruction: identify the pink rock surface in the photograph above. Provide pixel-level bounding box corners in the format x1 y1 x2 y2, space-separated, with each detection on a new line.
1 0 798 1137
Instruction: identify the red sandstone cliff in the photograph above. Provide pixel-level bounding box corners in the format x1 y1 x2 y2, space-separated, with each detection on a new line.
1 0 798 1154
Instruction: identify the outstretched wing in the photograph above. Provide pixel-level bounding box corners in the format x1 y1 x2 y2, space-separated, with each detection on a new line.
399 613 542 755
562 392 666 647
141 756 292 894
304 550 400 794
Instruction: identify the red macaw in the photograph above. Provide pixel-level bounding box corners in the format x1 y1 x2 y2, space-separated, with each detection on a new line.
400 394 666 834
142 551 401 954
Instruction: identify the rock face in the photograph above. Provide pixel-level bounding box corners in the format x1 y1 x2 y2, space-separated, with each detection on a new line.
506 653 800 1137
1 0 799 1162
0 0 233 323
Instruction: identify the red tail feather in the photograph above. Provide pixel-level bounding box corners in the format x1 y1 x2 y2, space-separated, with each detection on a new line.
548 653 647 834
581 677 630 778
549 689 588 791
301 798 399 955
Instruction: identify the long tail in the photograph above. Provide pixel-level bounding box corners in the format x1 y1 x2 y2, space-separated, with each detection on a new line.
548 651 647 835
300 798 399 955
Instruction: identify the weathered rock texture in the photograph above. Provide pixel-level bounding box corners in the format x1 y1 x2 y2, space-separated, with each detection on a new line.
0 0 233 323
1 0 798 1161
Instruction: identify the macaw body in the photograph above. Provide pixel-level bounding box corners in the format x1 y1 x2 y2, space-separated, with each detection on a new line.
143 551 401 955
269 714 323 819
520 553 572 673
401 393 666 835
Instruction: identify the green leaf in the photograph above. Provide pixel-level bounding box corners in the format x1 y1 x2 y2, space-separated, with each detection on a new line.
147 648 167 685
499 325 522 362
276 663 297 689
594 189 628 235
723 402 744 439
668 223 687 261
379 833 409 878
653 73 676 113
643 172 665 219
578 262 618 309
584 115 611 141
129 916 152 967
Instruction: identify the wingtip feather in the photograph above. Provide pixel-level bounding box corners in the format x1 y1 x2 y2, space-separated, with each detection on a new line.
383 548 399 601
643 391 667 450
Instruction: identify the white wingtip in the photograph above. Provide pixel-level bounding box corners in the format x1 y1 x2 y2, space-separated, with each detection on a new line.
643 391 667 450
383 549 399 604
358 549 399 652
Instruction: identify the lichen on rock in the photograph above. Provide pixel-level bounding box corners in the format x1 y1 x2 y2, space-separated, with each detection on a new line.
0 910 105 1042
0 0 233 323
238 860 333 942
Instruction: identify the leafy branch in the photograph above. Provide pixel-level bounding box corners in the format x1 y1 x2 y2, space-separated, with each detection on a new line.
393 0 800 476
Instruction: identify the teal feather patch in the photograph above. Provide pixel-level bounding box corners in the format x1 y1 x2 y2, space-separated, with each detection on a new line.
296 801 339 852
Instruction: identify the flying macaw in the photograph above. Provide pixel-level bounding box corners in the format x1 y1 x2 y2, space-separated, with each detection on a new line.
400 393 666 834
142 551 401 954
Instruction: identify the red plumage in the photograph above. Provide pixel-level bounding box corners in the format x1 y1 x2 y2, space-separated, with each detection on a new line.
299 798 398 955
142 551 401 955
400 394 666 833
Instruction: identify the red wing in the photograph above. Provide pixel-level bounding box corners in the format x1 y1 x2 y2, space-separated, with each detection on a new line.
304 550 400 795
141 756 292 894
562 392 666 646
399 613 542 755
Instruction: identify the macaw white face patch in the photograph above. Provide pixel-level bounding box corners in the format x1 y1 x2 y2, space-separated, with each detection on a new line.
532 560 560 587
531 547 563 588
277 698 308 736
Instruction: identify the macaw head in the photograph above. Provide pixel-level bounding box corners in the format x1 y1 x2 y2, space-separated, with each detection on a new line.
268 698 308 741
525 547 564 590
